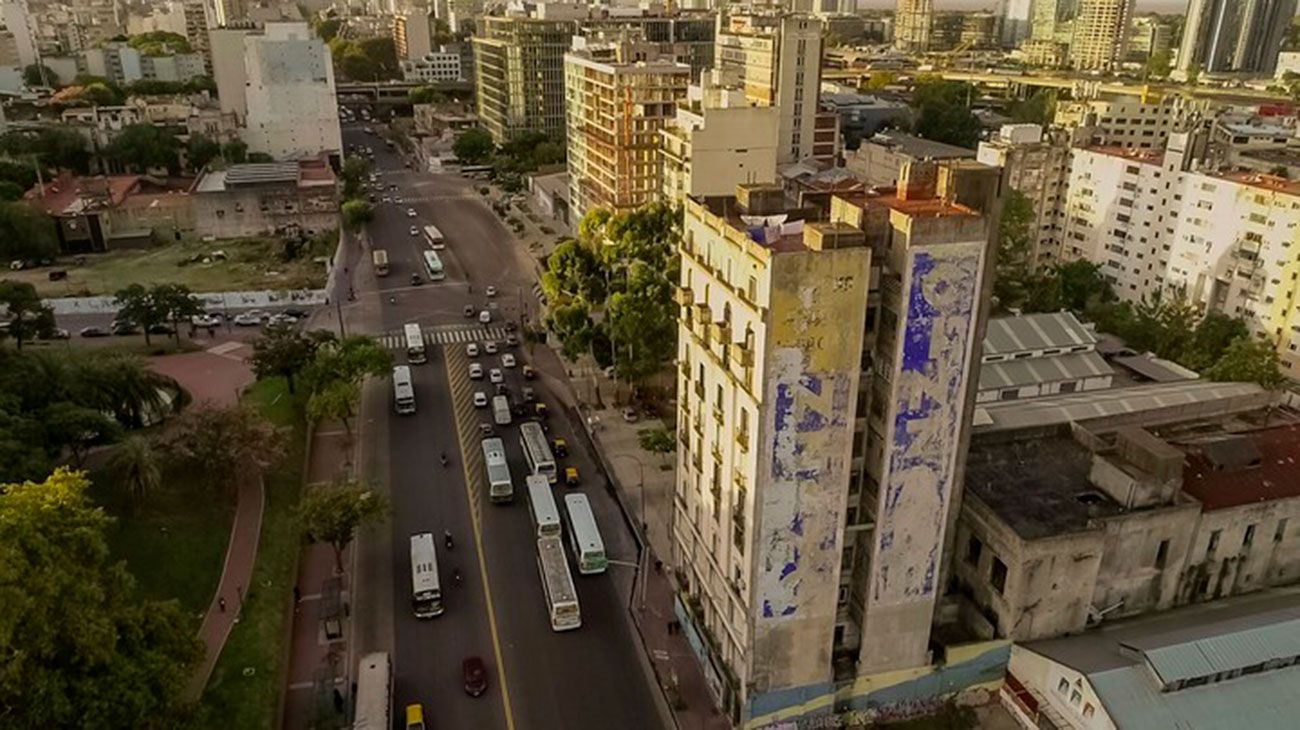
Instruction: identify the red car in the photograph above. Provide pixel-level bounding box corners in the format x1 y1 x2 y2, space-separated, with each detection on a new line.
463 656 489 697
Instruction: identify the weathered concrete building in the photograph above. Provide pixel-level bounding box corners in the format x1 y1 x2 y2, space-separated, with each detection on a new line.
190 158 336 239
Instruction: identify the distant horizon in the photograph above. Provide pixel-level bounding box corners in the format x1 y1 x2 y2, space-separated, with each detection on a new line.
854 0 1192 12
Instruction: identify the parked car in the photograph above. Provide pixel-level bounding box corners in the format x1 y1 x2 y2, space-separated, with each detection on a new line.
409 226 419 236
504 321 517 332
147 323 175 335
477 423 494 437
463 657 489 697
622 407 639 423
473 391 488 408
469 363 484 380
283 307 310 319
501 353 516 368
41 327 71 340
266 313 298 328
80 326 111 338
410 273 423 286
489 368 503 384
110 319 139 335
191 313 221 327
233 312 263 327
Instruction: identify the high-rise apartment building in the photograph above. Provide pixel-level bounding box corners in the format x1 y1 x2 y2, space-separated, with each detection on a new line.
1031 0 1078 43
564 40 691 220
977 124 1072 269
672 161 1000 721
660 71 780 203
1068 0 1135 70
393 11 433 62
212 22 342 163
0 2 37 70
893 0 932 52
472 13 575 144
997 0 1034 47
1127 14 1171 61
714 13 825 165
1177 0 1298 77
580 12 717 78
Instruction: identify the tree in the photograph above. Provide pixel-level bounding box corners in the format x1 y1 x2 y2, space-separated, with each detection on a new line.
71 351 179 429
1185 63 1202 85
250 327 336 394
297 480 388 573
1 128 89 173
151 283 203 344
313 17 343 43
340 156 370 199
541 239 606 304
42 401 119 466
303 336 391 392
0 469 202 727
22 63 59 88
106 435 163 507
607 261 677 388
1205 336 1286 389
0 182 22 201
1007 90 1056 125
165 404 285 491
187 133 222 170
333 37 400 82
1145 49 1172 79
863 71 898 90
113 284 165 345
1055 260 1114 313
546 302 596 360
993 190 1037 311
106 124 181 173
0 205 59 263
307 378 361 435
221 139 248 164
0 280 55 349
341 199 373 231
453 128 495 164
409 86 447 105
912 79 981 149
637 426 676 467
0 159 37 192
1181 312 1249 370
127 31 191 56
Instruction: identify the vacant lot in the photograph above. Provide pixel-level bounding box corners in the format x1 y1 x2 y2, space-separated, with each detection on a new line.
14 235 333 298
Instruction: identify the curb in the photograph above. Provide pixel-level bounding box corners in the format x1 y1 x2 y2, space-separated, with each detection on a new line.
273 416 317 730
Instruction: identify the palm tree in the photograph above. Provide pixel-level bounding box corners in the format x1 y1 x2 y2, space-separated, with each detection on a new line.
73 353 179 428
107 436 163 508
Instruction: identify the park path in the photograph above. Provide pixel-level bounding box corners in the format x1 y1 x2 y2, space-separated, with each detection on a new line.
148 344 266 701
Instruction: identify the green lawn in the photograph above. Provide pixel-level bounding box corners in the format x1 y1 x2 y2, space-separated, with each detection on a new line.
13 235 332 298
91 466 234 621
191 376 306 730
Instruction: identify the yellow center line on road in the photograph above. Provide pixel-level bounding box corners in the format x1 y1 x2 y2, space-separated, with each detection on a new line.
442 346 515 730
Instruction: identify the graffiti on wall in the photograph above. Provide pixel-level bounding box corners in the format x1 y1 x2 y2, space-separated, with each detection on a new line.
757 263 868 625
872 244 983 604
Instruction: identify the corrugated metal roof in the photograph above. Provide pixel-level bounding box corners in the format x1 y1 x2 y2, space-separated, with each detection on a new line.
984 312 1096 356
979 351 1112 390
1089 664 1300 730
974 381 1266 433
1133 616 1300 686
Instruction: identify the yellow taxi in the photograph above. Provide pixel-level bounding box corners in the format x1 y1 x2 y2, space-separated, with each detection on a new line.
565 466 580 486
405 703 426 730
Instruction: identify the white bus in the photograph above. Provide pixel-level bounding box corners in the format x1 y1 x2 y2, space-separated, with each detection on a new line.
563 494 607 575
353 652 391 730
422 250 445 281
392 365 416 415
519 421 557 484
525 474 561 539
481 437 513 503
423 224 445 250
409 533 443 618
492 395 512 426
372 248 389 276
536 536 580 631
403 323 426 364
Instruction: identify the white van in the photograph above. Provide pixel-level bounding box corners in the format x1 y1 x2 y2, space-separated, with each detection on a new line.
479 310 491 324
469 362 484 380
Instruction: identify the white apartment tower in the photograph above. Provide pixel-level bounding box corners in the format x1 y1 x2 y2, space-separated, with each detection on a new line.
894 0 933 52
673 162 1000 722
713 12 824 165
1069 0 1136 70
212 23 342 163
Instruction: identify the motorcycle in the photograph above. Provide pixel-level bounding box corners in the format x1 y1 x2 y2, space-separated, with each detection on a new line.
444 531 454 550
453 568 463 587
439 452 448 467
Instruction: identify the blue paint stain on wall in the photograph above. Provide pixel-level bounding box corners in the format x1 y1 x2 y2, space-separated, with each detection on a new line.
790 513 805 536
797 408 827 433
780 547 801 579
774 383 795 432
795 468 820 481
763 599 773 618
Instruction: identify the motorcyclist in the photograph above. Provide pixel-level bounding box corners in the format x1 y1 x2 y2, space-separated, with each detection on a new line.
444 530 454 550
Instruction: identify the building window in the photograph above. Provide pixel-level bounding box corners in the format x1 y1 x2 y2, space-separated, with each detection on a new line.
1059 381 1078 394
1057 677 1069 694
1276 519 1289 543
990 557 1008 594
1207 529 1221 558
1083 703 1095 718
999 388 1019 401
1243 524 1256 548
966 536 982 566
1070 689 1082 706
1155 539 1169 569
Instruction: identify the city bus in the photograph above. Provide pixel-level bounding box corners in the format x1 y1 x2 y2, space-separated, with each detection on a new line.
423 224 445 250
481 437 513 503
372 248 389 276
353 652 392 730
403 323 426 364
422 250 445 281
525 474 561 539
392 365 416 415
519 421 557 484
563 494 607 574
409 533 443 618
492 395 512 426
536 536 581 631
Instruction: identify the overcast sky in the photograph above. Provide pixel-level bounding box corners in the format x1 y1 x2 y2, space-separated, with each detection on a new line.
855 0 1191 12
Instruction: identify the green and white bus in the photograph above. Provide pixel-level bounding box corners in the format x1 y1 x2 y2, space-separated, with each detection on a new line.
422 250 445 281
481 437 513 503
519 421 557 484
562 493 607 575
525 474 561 539
403 323 426 364
536 536 580 631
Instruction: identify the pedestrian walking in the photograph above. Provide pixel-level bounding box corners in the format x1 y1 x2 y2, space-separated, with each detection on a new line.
218 596 227 613
293 586 301 604
333 688 345 713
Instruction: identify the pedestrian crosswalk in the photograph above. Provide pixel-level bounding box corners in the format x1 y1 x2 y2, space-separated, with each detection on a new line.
376 324 509 350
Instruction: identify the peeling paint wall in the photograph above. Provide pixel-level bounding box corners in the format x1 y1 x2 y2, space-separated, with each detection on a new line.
751 246 871 694
860 241 986 674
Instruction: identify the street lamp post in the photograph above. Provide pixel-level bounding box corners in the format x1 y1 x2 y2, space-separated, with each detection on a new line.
612 452 648 611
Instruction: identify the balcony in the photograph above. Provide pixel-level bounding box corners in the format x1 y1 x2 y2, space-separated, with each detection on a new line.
709 322 727 343
711 441 724 464
735 429 750 453
729 343 753 368
713 406 725 424
674 287 694 306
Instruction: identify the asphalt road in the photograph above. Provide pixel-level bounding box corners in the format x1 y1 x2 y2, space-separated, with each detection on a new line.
347 126 662 730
